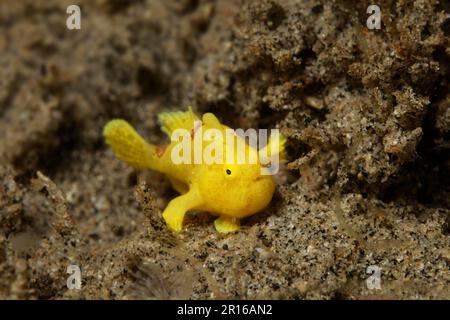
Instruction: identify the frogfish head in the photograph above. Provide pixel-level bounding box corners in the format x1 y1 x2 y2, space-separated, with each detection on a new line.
198 161 276 218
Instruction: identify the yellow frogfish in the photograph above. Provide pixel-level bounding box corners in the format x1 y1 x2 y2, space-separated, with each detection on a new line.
103 107 285 233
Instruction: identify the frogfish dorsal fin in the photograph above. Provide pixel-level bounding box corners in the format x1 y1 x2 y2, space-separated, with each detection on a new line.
202 112 223 129
157 106 200 137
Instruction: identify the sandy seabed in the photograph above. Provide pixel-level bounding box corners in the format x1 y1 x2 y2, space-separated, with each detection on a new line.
0 0 449 299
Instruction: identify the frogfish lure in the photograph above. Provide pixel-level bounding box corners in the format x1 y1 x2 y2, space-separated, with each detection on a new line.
103 107 285 233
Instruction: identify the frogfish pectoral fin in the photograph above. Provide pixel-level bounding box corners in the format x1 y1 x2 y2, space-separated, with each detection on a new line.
162 188 203 232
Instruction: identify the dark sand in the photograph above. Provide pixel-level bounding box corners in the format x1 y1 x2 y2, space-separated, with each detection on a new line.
0 0 449 299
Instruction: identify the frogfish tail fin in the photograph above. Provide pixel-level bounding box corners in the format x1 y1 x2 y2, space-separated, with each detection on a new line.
103 119 156 170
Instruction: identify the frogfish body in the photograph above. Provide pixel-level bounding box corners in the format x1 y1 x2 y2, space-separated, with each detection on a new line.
103 107 285 233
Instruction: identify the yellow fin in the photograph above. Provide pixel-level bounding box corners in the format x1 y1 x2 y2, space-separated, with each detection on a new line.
103 119 155 169
157 106 200 137
259 132 287 161
202 113 223 129
214 217 240 233
162 188 203 232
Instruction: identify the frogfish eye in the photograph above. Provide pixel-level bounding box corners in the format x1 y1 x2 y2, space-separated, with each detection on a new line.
226 169 232 175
